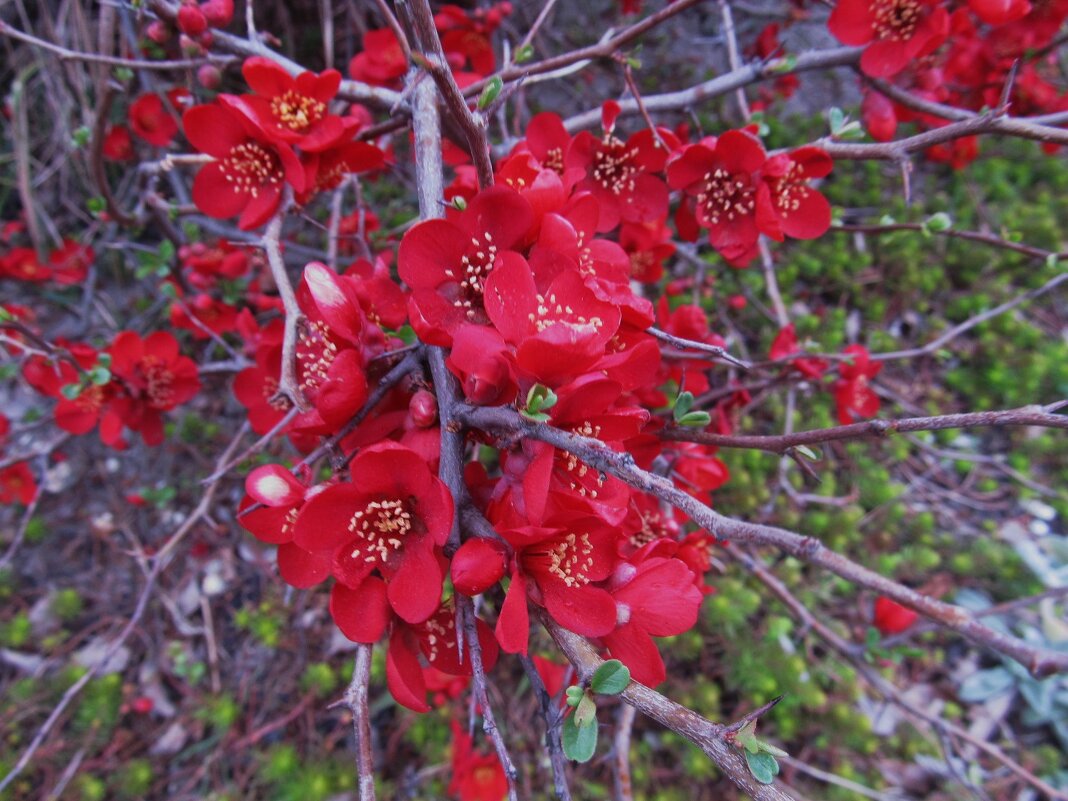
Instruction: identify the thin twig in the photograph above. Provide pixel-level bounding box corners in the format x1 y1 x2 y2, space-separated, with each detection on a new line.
262 189 308 411
345 644 377 801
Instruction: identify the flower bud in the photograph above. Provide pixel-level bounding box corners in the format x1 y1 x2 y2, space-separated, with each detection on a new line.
201 0 235 27
177 3 208 36
145 21 172 44
872 596 918 635
409 389 438 427
197 64 222 90
450 538 508 596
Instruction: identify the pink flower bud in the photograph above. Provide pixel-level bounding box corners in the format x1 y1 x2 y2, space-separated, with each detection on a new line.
177 3 208 36
197 64 221 90
409 389 438 427
201 0 235 27
145 21 172 44
450 538 508 596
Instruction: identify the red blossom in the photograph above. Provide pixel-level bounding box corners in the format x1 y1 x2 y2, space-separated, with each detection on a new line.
828 0 950 78
873 596 919 634
833 344 882 423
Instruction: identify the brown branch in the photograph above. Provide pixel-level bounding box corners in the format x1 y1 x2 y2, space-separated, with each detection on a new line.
647 326 750 369
613 703 637 801
543 617 800 801
459 596 520 800
518 655 572 801
563 47 864 131
461 406 1068 678
661 403 1068 453
261 189 308 412
833 222 1067 262
408 0 494 189
344 644 377 801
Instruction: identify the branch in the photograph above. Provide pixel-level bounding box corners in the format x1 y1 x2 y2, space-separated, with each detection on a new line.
407 0 494 189
344 644 376 801
518 655 572 801
461 406 1068 678
261 189 308 411
647 326 750 369
543 617 799 801
660 403 1068 453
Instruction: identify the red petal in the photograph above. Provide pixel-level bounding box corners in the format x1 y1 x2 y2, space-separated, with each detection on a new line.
542 582 617 637
277 542 331 587
388 541 443 624
183 103 248 158
387 629 430 712
495 569 530 654
246 464 304 507
331 576 391 642
603 623 665 687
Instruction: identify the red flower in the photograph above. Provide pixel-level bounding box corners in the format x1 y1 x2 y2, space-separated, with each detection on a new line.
108 330 201 445
566 101 676 231
769 323 828 379
969 0 1031 25
873 596 918 634
129 91 187 147
234 57 355 151
102 125 134 161
667 131 766 266
756 147 833 242
399 186 534 344
445 324 518 406
483 253 621 386
496 519 619 654
448 721 508 801
294 443 453 624
384 603 500 712
0 248 51 282
833 344 882 423
48 240 94 285
183 102 305 230
0 462 36 506
828 0 950 78
619 219 676 284
862 91 898 142
349 28 407 88
603 549 703 687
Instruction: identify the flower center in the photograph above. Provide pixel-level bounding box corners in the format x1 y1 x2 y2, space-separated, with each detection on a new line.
543 146 564 174
419 613 457 664
296 320 339 394
270 91 326 133
767 164 812 217
221 142 283 198
447 233 498 321
697 168 755 226
592 136 639 196
345 498 412 565
527 292 604 334
144 361 176 409
872 0 921 40
531 532 595 588
261 376 291 410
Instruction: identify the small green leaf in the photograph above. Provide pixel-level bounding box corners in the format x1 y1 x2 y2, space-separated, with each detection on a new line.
524 384 558 419
673 391 695 420
793 445 821 461
562 710 598 762
87 197 106 215
97 353 112 368
744 750 780 784
590 659 630 695
88 366 111 386
452 196 468 211
60 383 83 401
1045 253 1060 270
734 719 760 754
768 54 797 73
514 44 534 63
924 212 952 233
477 76 503 110
828 107 845 135
574 692 597 727
677 411 711 427
759 742 789 759
114 66 134 82
564 684 584 707
71 126 91 148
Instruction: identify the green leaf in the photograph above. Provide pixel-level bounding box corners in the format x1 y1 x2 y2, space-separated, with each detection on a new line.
828 107 845 135
673 391 695 420
768 54 797 74
677 411 711 427
590 659 630 695
744 750 780 784
924 212 952 233
87 197 106 215
60 383 83 401
71 126 91 148
477 77 503 110
524 384 558 419
88 366 111 386
514 44 534 63
734 720 760 754
759 741 789 759
562 710 598 762
564 684 584 707
452 196 468 211
794 445 821 461
574 692 597 727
